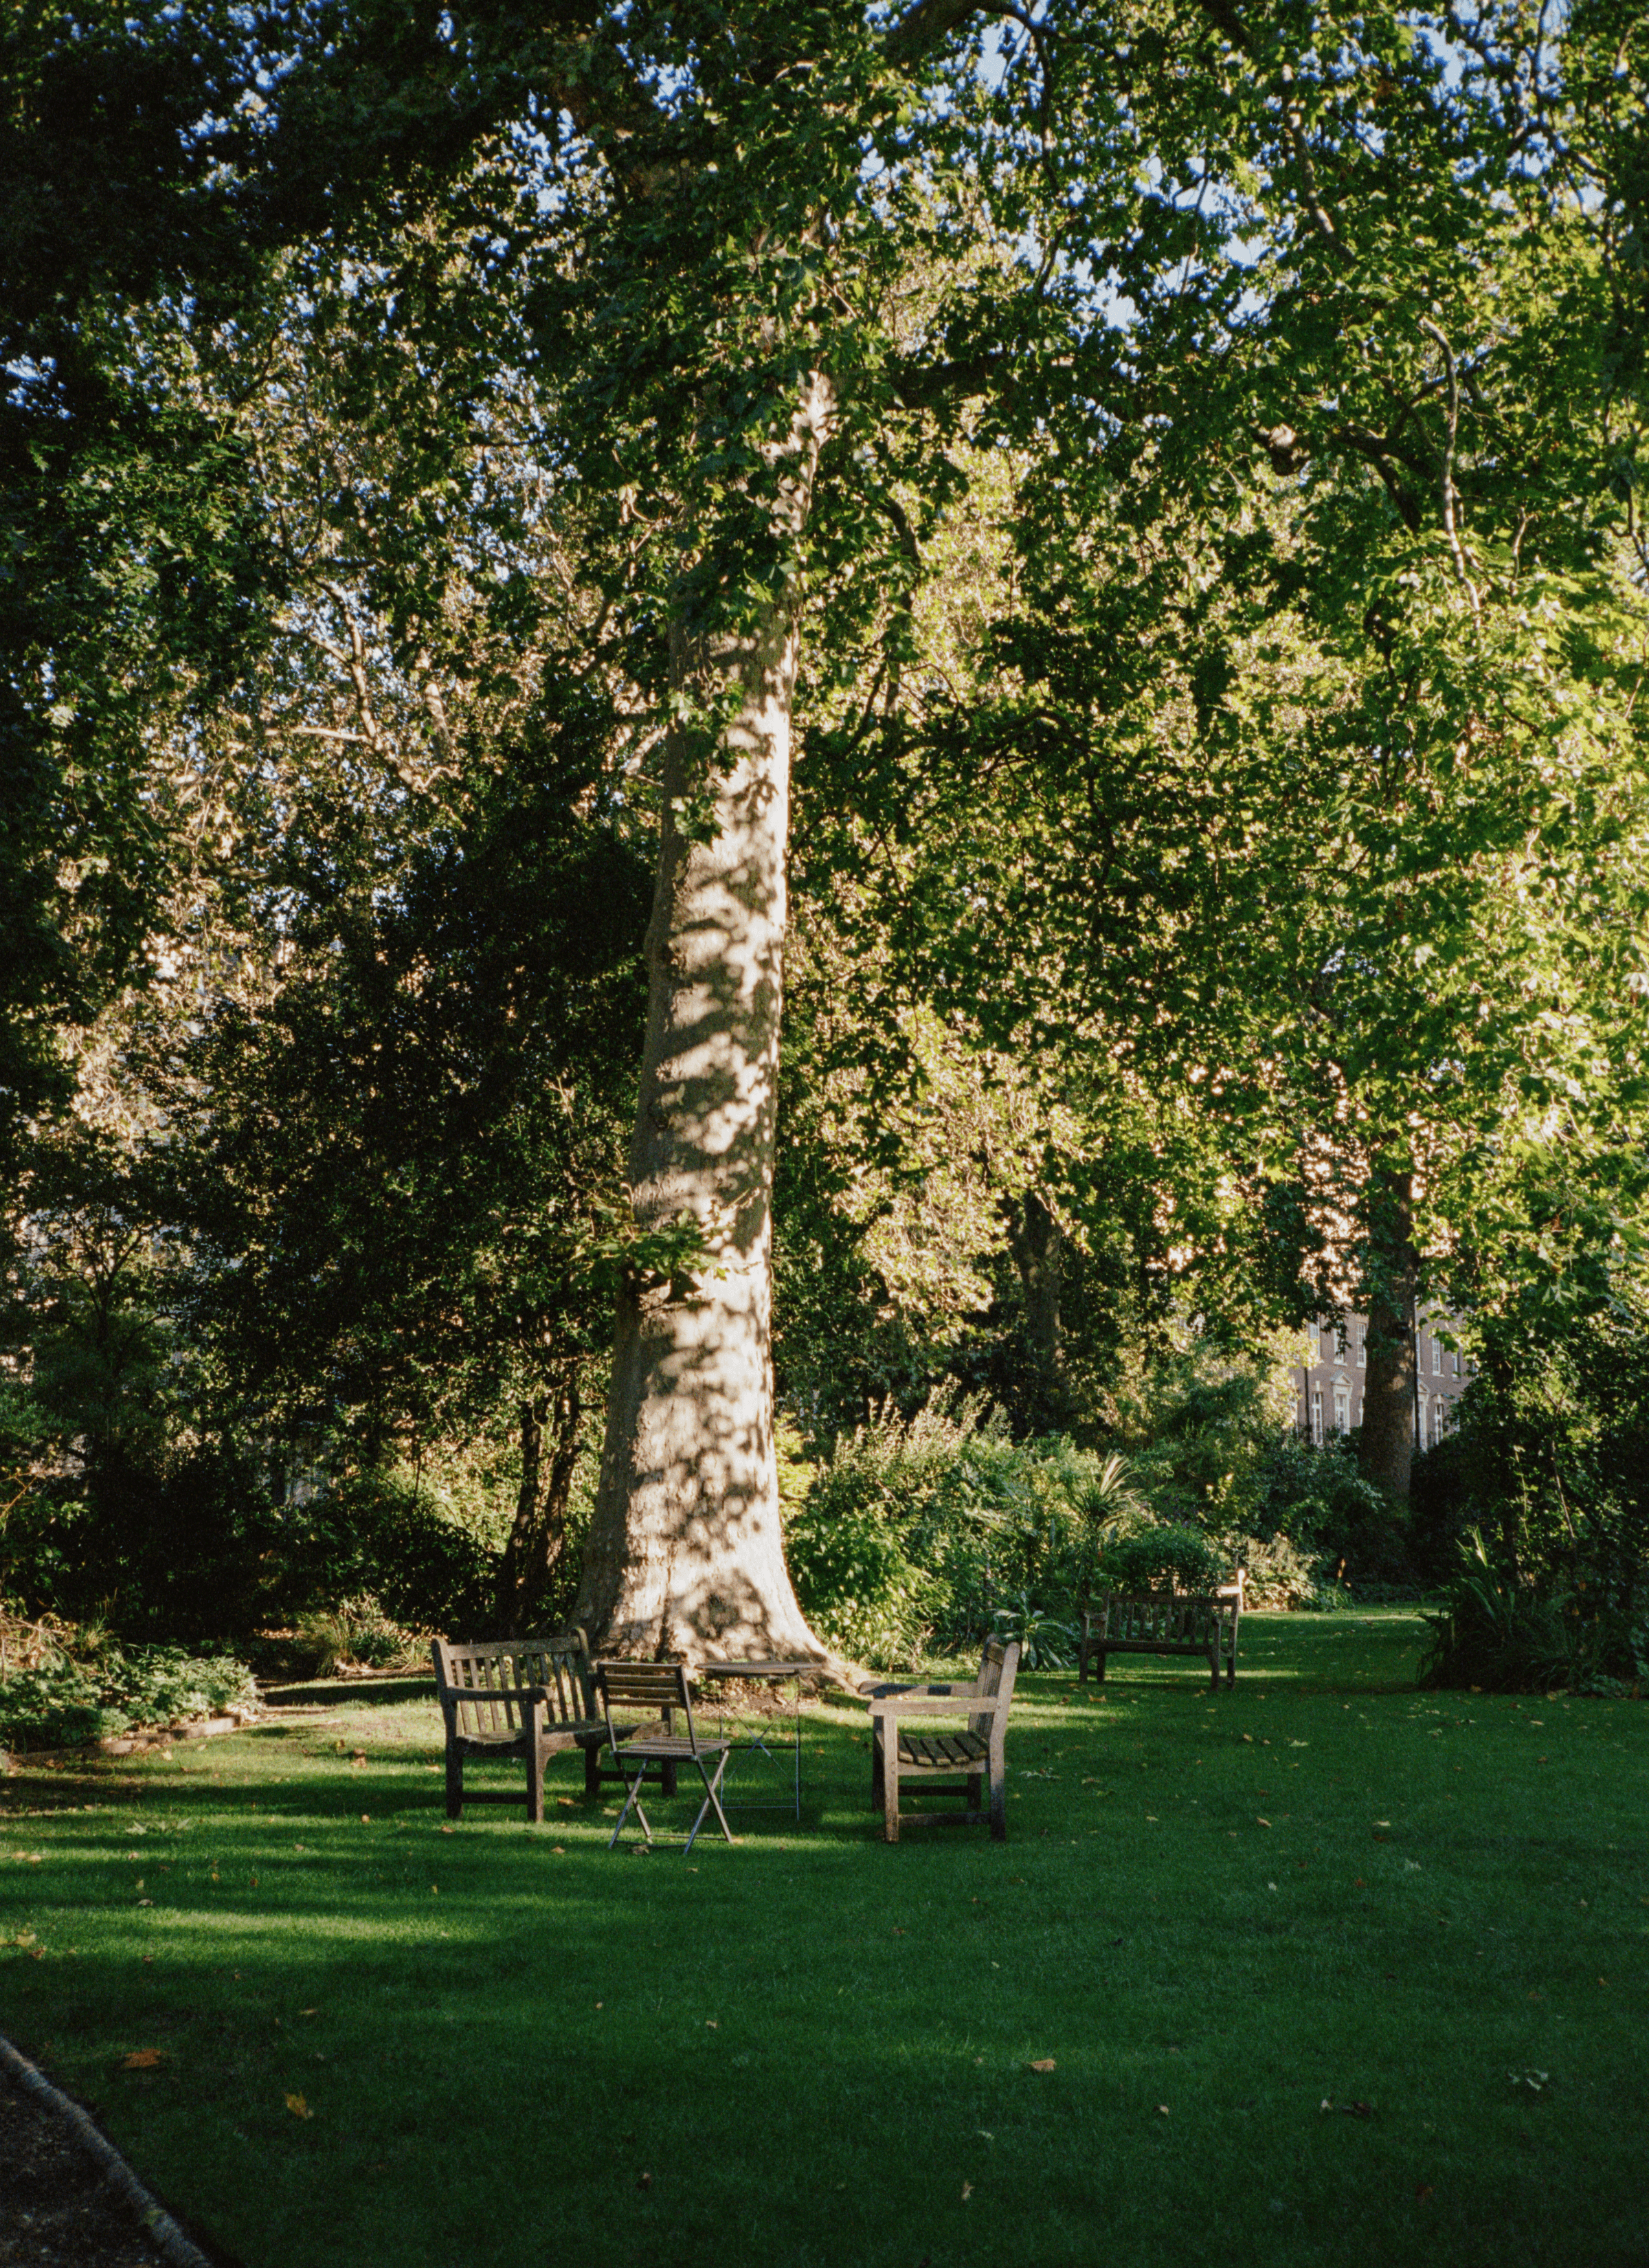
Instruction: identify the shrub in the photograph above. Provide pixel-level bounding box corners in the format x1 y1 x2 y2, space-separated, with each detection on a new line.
985 1591 1077 1669
295 1594 425 1676
1421 1528 1649 1693
784 1391 1134 1665
0 1643 256 1750
276 1473 497 1632
1211 1531 1324 1609
1094 1522 1224 1595
1255 1432 1417 1590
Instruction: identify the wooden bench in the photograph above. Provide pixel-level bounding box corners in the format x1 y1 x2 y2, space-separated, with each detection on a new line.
431 1632 638 1823
1077 1581 1242 1693
862 1638 1021 1843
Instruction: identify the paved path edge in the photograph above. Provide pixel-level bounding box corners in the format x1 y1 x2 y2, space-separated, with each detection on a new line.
0 2029 216 2268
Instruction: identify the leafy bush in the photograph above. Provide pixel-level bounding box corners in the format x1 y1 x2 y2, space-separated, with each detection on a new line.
295 1594 426 1676
1094 1522 1224 1595
986 1592 1077 1669
785 1391 1132 1666
783 1496 946 1668
0 1644 256 1750
1255 1432 1417 1590
276 1473 497 1632
1113 1337 1297 1529
1421 1529 1649 1693
1211 1531 1323 1609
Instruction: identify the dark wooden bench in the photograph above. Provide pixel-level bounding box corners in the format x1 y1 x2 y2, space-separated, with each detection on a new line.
861 1638 1021 1843
1077 1579 1242 1693
431 1632 638 1823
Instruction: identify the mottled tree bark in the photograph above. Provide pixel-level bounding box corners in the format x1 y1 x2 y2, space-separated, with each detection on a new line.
1357 1170 1418 1501
573 380 838 1661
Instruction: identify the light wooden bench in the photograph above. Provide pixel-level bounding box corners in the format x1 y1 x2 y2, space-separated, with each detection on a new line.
431 1632 636 1823
862 1638 1021 1843
1077 1580 1242 1693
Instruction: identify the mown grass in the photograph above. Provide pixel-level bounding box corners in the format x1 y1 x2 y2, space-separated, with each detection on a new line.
1 1611 1646 2268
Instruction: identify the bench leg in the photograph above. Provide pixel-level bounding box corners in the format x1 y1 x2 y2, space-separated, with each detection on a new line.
967 1771 983 1818
585 1741 603 1798
1092 1649 1107 1683
445 1744 463 1821
871 1736 884 1812
1209 1648 1220 1696
988 1762 1007 1841
882 1753 899 1844
526 1743 545 1825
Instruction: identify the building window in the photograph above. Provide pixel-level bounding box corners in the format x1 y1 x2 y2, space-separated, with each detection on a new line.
1453 1350 1461 1377
1333 1382 1351 1434
1311 1386 1324 1444
1415 1392 1426 1447
1305 1322 1318 1363
1334 1323 1348 1361
1433 1399 1447 1449
1357 1331 1366 1368
1432 1337 1442 1376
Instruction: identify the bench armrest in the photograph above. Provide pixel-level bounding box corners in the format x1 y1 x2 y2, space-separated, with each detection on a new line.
870 1693 1001 1721
857 1680 969 1700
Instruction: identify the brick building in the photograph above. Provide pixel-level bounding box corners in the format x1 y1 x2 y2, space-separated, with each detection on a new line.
1296 1312 1472 1450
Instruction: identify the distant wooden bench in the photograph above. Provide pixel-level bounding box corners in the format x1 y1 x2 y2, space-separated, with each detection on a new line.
1077 1581 1242 1693
431 1632 639 1823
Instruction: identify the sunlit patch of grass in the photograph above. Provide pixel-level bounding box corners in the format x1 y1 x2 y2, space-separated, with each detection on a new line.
1 1615 1645 2268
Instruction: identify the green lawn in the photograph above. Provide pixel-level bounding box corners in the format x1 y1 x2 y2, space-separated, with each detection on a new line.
1 1612 1646 2268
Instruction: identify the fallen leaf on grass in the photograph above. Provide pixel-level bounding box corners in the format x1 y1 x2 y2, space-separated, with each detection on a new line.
1256 1818 1272 1828
285 2093 313 2120
1156 2105 1170 2117
636 2172 651 2192
704 2019 717 2028
1509 2069 1549 2091
961 2183 973 2201
1028 2058 1056 2074
122 2050 164 2070
1415 2184 1435 2203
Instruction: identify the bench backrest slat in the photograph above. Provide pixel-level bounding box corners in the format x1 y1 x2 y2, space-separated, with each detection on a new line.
431 1632 597 1737
594 1660 699 1750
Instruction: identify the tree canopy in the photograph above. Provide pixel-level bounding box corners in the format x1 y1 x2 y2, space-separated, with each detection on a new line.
1 0 1646 1653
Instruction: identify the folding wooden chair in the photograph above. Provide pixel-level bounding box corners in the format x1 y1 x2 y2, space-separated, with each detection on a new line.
594 1661 734 1854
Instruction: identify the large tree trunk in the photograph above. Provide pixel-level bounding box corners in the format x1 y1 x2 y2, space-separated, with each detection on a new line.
573 379 837 1662
1357 1170 1418 1501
